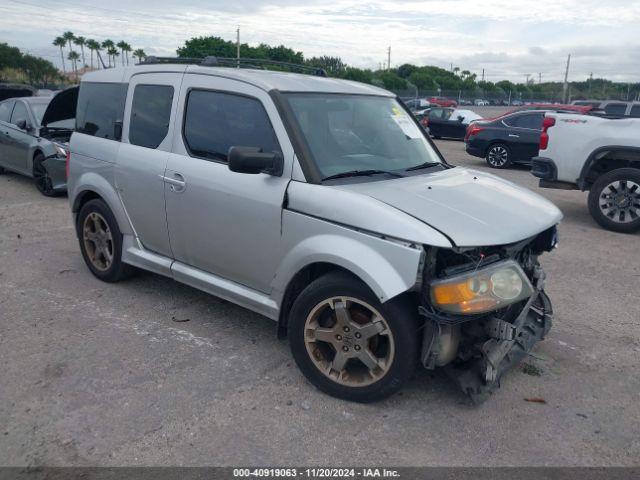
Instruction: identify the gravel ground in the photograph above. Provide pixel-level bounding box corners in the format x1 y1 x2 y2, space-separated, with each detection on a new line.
0 140 639 467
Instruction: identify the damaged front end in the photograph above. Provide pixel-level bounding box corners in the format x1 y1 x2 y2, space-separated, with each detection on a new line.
418 226 557 403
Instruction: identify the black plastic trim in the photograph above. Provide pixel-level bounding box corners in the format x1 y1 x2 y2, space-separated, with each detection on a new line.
531 156 557 180
578 145 640 190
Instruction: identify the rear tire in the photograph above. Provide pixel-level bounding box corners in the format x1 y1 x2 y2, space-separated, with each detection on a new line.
77 199 136 282
588 168 640 233
486 143 511 169
288 272 419 402
33 152 58 197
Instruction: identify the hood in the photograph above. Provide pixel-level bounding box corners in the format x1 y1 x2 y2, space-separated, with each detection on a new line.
41 86 78 127
334 167 562 247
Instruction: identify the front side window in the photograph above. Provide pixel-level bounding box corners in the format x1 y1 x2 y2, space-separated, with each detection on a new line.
283 93 443 180
630 105 640 118
129 84 174 149
0 101 13 122
183 90 281 162
10 101 28 127
76 82 128 140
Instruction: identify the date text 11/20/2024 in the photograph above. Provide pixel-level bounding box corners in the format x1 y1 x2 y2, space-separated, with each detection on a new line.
233 468 400 478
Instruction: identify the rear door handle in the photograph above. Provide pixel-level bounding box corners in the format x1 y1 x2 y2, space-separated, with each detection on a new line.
160 173 186 192
508 134 520 138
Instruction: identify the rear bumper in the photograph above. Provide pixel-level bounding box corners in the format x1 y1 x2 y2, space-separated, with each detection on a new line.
531 156 557 180
465 142 484 158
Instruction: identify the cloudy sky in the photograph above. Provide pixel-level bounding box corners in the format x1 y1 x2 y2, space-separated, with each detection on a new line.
2 0 640 82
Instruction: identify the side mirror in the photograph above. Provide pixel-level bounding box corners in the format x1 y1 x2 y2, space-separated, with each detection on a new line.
16 119 28 130
457 116 464 122
228 146 283 176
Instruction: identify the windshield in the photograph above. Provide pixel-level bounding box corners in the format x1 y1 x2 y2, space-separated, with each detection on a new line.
283 94 442 179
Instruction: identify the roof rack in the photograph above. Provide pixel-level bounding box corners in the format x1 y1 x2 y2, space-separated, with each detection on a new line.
140 56 328 77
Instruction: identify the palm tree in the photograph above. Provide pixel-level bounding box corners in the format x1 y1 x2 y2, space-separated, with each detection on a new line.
62 31 75 55
93 43 104 69
122 42 132 66
85 39 99 69
68 51 80 80
102 40 115 67
108 47 119 67
116 40 127 67
74 36 86 67
53 36 67 73
132 48 146 64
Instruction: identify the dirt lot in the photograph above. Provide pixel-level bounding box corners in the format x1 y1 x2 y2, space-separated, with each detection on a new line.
0 140 639 467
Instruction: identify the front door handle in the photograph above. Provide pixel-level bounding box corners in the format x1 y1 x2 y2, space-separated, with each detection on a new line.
508 134 520 138
160 173 186 193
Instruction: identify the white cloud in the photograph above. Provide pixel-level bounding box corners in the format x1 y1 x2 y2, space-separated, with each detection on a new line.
2 0 640 82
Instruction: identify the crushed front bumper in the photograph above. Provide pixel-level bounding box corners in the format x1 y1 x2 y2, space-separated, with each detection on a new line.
443 290 552 403
420 262 553 403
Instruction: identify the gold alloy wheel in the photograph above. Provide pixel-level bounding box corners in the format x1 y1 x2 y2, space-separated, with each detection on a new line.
303 296 395 387
82 212 114 271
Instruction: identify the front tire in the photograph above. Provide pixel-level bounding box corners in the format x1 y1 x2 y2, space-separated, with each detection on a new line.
288 272 419 402
588 168 640 233
77 199 135 282
486 143 511 169
33 152 58 197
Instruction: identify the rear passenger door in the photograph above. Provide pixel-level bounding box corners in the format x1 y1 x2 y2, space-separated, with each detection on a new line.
164 74 294 293
503 112 543 162
116 73 183 258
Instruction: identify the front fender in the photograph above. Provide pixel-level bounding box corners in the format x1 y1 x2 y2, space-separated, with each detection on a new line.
271 210 424 306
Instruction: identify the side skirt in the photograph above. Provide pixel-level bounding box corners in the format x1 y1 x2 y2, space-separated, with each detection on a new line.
121 235 279 320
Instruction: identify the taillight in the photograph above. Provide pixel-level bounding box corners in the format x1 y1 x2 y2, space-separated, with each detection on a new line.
65 150 70 179
465 124 484 141
540 116 556 150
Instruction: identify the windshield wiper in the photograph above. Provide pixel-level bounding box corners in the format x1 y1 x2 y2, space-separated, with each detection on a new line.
322 169 407 181
404 161 443 172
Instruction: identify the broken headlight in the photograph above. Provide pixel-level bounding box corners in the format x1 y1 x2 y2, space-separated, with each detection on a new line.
429 259 533 315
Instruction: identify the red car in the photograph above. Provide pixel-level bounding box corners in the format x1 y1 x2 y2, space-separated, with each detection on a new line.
428 97 458 108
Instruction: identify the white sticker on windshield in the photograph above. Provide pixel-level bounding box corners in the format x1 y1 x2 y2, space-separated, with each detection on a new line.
392 114 422 139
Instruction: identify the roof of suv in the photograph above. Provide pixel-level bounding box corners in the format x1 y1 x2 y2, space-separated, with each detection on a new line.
81 64 393 97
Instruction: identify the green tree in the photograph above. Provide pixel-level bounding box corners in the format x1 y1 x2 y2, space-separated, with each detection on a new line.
68 50 80 80
306 56 346 76
340 67 373 84
408 70 437 90
397 63 418 79
85 39 100 69
377 71 407 90
132 48 146 64
102 40 115 67
116 41 127 66
122 42 132 65
53 37 67 73
62 31 75 56
74 36 86 67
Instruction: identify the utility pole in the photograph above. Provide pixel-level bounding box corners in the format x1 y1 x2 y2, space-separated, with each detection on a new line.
481 69 485 82
538 72 542 84
562 54 571 103
588 72 593 97
236 26 240 68
387 46 391 70
525 73 531 84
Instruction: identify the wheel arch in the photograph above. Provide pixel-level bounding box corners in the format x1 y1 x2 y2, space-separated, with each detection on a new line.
578 146 640 190
70 175 133 237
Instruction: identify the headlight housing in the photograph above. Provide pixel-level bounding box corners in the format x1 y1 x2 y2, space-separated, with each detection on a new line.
53 143 68 157
430 259 533 315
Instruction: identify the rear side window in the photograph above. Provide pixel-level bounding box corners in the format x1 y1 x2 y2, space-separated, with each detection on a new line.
604 103 627 115
629 105 640 118
183 90 280 162
76 82 128 140
0 101 13 122
129 85 174 149
10 101 28 126
505 113 543 129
